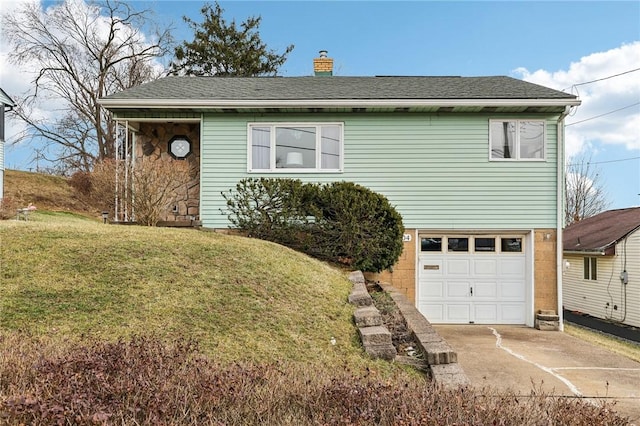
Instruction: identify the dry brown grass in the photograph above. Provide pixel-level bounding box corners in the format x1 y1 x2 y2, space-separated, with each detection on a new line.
564 323 640 363
0 334 628 426
3 169 94 217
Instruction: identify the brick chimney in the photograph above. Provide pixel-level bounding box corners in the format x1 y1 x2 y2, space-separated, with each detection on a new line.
313 50 333 76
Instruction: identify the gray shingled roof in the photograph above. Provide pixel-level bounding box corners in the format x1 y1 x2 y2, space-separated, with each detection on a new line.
102 75 576 102
563 207 640 254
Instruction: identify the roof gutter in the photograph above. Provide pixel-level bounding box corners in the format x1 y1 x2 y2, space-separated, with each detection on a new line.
99 97 581 110
563 250 607 256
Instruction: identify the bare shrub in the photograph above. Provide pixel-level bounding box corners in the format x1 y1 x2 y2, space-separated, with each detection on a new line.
131 158 190 226
68 171 93 196
83 158 190 225
0 334 629 426
0 196 19 220
86 159 117 215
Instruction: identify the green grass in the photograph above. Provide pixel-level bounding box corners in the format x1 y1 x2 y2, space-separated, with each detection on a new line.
0 212 379 369
0 212 632 424
564 323 640 363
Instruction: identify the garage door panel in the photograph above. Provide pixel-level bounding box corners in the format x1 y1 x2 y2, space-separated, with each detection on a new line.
446 281 471 298
500 304 525 323
500 281 526 299
420 304 444 322
421 280 444 298
500 258 526 275
446 304 471 323
473 281 498 298
474 304 498 322
446 259 470 275
421 260 443 276
473 259 497 275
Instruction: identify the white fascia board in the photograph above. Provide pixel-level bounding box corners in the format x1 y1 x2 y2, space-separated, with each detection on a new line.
563 250 607 256
100 97 581 109
111 116 201 123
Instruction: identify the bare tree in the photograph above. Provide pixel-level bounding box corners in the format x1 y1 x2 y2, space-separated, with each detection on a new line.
2 0 172 173
565 153 610 225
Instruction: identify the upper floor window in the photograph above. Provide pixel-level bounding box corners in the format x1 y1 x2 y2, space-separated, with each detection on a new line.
490 120 545 160
248 123 343 172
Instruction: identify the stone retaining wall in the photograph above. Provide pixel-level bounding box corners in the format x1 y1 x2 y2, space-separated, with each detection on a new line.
348 271 469 387
348 271 397 361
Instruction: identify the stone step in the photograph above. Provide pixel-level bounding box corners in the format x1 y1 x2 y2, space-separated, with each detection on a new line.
359 326 393 346
430 363 470 387
359 326 397 361
354 305 383 327
348 280 373 306
364 344 397 361
421 341 458 365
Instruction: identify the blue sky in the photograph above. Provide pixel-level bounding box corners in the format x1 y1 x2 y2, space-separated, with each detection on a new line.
2 0 640 209
141 1 640 76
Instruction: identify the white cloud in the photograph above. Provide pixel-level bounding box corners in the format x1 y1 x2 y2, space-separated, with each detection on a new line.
0 0 166 149
513 41 640 159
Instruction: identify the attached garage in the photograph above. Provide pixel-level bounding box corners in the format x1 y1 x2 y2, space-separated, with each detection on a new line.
417 234 530 324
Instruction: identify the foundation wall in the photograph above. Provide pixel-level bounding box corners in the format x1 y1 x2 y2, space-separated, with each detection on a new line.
365 230 417 303
533 229 558 313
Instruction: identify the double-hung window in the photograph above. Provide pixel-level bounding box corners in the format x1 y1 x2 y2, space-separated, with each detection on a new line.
249 123 343 172
489 119 545 160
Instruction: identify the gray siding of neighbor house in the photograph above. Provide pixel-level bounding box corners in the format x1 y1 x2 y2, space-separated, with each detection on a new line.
563 230 640 328
200 112 561 230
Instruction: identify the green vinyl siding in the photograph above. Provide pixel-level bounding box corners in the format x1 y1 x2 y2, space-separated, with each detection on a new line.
200 112 560 229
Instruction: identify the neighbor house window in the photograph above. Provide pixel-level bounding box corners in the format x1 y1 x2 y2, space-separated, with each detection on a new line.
490 120 545 160
249 123 343 172
583 257 597 280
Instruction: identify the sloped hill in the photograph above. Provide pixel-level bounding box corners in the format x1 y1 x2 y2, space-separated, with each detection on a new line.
0 214 368 367
3 169 91 214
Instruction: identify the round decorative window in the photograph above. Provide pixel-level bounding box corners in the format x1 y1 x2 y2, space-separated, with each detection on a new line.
169 136 192 159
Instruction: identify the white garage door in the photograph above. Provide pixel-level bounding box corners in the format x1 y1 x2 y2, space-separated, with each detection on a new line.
418 235 526 324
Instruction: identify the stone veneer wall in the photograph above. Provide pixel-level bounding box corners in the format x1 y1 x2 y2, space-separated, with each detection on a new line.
136 122 200 222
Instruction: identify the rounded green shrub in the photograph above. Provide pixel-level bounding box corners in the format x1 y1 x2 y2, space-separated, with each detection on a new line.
222 178 404 272
221 178 317 245
309 182 404 272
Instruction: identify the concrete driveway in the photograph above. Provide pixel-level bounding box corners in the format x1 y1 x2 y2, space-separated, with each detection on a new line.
433 325 640 424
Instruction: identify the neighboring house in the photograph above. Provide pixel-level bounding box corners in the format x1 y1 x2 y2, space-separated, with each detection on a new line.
563 207 640 328
0 88 15 200
100 52 580 327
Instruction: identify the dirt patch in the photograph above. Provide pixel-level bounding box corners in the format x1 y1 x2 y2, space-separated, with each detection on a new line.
366 281 426 363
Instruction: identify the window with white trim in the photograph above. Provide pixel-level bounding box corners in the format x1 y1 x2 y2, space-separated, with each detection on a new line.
490 120 545 160
249 123 343 172
583 257 597 280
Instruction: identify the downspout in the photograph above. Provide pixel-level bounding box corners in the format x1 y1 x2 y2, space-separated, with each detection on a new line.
556 105 572 331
